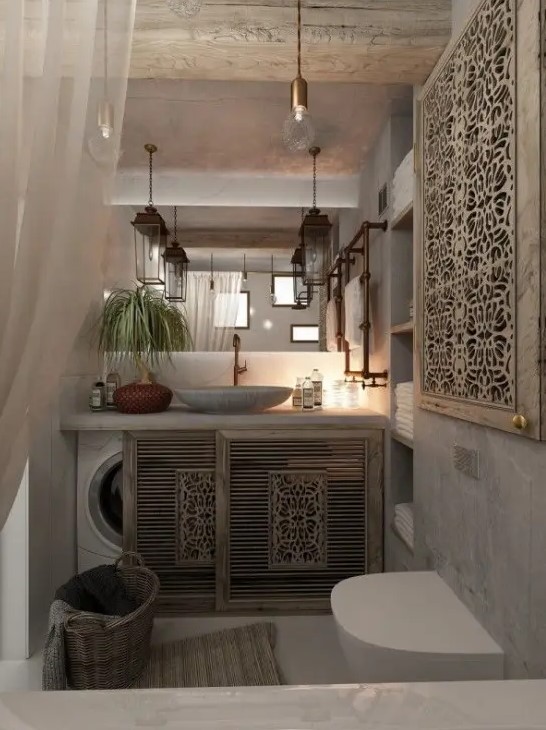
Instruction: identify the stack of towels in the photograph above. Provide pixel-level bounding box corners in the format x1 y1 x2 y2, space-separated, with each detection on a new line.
394 381 413 440
393 503 414 550
391 149 413 219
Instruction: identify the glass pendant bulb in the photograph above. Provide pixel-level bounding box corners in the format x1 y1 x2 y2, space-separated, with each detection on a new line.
166 0 203 18
282 104 315 152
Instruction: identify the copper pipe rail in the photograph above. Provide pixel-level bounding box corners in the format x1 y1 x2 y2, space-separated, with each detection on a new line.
343 220 389 388
327 258 344 352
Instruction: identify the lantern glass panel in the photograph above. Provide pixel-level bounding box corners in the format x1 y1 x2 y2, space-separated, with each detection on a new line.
165 259 188 302
134 224 166 285
302 221 331 286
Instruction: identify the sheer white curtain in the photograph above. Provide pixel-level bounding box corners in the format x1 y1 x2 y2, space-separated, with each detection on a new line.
0 0 136 528
185 272 242 351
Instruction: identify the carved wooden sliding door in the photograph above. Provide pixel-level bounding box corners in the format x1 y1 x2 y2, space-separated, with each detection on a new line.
416 0 542 438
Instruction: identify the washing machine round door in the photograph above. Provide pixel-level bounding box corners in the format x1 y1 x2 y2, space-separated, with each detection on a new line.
88 452 123 550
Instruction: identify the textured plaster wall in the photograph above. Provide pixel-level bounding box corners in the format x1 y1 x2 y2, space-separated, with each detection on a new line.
414 0 546 677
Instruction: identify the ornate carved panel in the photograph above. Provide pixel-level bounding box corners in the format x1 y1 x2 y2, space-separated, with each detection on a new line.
268 471 328 569
421 0 516 408
176 469 216 566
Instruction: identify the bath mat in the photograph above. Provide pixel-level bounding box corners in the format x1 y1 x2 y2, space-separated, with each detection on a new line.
135 622 282 688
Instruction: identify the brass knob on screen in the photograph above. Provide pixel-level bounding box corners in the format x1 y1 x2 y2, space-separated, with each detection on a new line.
512 414 528 431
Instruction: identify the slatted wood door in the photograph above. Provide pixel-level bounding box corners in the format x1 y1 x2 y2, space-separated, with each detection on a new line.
216 428 383 612
124 431 217 614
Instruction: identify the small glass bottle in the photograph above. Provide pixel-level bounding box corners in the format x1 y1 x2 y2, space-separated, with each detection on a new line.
311 368 323 408
302 376 314 410
292 377 304 409
89 378 105 412
106 371 121 410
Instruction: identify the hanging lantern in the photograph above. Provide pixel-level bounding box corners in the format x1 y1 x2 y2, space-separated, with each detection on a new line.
301 146 332 286
291 244 304 301
164 206 189 302
132 144 168 285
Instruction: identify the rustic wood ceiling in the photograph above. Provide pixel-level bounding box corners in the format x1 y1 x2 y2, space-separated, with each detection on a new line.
131 0 452 84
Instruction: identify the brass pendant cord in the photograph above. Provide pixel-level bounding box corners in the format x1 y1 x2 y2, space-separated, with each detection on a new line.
297 0 302 78
103 0 109 98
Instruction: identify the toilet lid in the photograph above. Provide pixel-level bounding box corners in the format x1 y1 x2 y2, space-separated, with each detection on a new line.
331 572 502 656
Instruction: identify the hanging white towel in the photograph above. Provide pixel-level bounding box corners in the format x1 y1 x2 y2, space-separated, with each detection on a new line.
344 276 364 350
326 299 338 352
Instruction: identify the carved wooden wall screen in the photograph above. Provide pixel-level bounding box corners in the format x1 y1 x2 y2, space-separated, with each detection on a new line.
421 0 516 408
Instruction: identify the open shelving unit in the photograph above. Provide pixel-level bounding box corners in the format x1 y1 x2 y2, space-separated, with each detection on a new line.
386 144 416 573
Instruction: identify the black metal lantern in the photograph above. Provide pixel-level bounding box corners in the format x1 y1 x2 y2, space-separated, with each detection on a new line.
301 146 332 286
164 206 190 301
290 244 313 309
132 144 168 285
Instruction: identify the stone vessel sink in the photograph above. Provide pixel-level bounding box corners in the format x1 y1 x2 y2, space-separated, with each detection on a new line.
174 386 293 414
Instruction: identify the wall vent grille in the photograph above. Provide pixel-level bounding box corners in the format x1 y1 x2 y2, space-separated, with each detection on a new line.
135 434 216 613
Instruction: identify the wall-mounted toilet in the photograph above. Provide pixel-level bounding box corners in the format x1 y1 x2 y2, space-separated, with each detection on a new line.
331 571 504 683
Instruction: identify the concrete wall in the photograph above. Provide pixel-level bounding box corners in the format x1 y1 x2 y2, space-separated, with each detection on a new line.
414 0 546 677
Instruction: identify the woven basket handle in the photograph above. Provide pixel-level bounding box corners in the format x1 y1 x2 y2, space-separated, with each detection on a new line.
115 551 144 569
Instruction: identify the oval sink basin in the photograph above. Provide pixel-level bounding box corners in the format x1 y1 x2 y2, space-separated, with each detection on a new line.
174 386 293 414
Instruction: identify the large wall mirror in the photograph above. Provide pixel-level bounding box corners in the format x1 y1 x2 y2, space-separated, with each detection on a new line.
159 206 339 353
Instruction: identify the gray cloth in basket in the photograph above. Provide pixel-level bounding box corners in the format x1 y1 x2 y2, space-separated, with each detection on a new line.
42 600 74 691
43 565 136 691
55 564 138 616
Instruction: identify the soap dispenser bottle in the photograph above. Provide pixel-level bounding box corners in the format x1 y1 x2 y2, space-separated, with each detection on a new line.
106 371 121 410
311 368 323 408
89 377 105 412
292 377 304 409
302 376 314 411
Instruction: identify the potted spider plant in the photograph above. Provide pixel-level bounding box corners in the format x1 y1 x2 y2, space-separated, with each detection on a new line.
98 286 191 414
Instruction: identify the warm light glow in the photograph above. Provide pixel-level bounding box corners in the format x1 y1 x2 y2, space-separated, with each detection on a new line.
263 319 273 330
100 123 113 139
294 104 306 122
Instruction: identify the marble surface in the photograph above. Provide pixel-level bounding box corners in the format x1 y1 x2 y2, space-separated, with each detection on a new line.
2 680 546 729
60 405 387 431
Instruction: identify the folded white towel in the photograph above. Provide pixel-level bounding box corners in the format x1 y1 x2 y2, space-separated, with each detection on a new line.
394 503 414 521
344 276 364 351
393 518 414 550
394 425 413 440
326 299 338 353
394 510 414 532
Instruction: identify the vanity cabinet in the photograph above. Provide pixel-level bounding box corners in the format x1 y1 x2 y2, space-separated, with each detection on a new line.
123 428 383 614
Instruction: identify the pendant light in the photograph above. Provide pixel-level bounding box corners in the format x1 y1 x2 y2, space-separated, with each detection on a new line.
270 256 277 304
166 0 203 18
131 144 168 285
242 254 248 283
164 206 190 302
282 0 315 152
301 146 332 286
88 0 118 166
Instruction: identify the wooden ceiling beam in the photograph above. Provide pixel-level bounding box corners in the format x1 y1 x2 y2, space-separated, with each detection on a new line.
131 0 451 83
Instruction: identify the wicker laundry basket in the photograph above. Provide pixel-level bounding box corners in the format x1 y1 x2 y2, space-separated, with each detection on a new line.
64 552 160 690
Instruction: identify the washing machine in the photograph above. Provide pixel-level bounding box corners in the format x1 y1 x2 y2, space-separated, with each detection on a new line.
77 431 123 572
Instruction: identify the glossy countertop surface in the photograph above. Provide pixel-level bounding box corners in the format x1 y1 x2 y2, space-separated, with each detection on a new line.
60 405 387 431
1 681 546 729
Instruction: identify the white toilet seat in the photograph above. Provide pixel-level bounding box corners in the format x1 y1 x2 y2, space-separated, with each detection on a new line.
331 571 501 656
331 571 504 683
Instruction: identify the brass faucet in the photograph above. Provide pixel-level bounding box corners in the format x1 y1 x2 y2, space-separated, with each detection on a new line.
232 333 247 386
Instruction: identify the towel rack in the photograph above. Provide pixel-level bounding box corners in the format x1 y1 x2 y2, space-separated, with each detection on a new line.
341 220 389 389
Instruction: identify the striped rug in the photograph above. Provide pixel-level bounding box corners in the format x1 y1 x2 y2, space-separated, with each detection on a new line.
135 622 282 688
